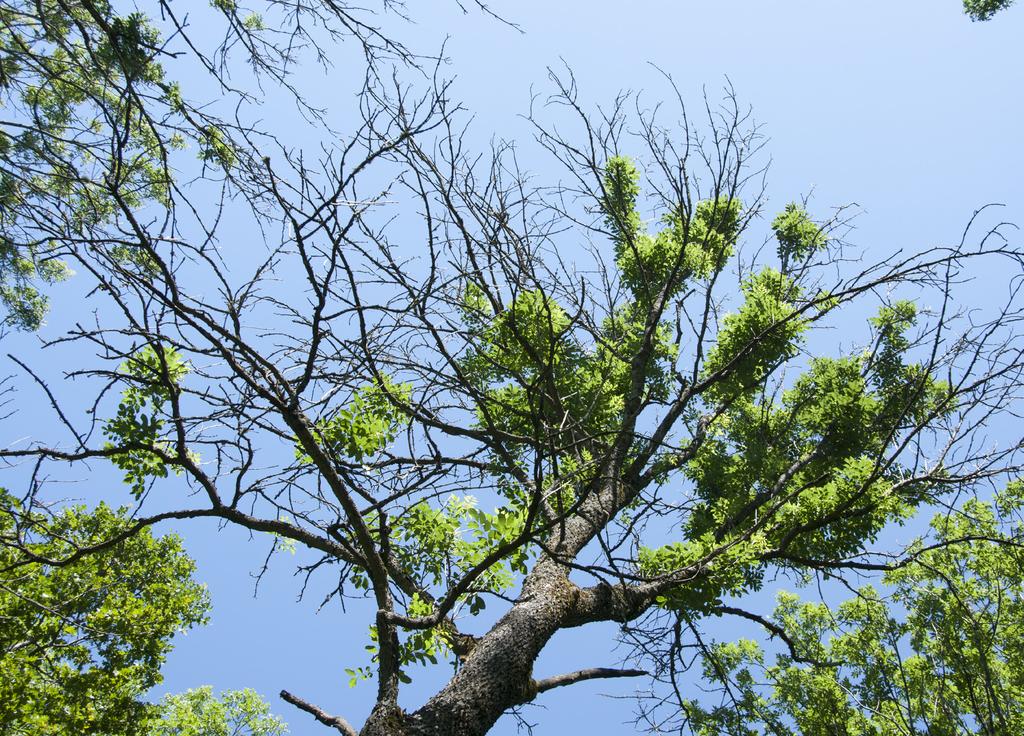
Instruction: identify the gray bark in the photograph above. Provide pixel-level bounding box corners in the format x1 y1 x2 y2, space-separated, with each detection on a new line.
360 562 580 736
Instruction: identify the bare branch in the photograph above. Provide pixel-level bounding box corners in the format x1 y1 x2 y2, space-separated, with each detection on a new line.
279 690 359 736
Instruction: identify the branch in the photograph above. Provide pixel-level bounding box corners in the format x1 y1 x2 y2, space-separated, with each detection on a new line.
764 533 1024 573
0 505 352 574
279 690 358 736
712 605 840 667
533 667 647 696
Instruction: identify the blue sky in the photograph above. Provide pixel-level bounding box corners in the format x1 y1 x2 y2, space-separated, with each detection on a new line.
5 1 1024 734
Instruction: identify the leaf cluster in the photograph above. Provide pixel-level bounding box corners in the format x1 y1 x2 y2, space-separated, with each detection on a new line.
0 493 209 736
103 345 190 498
683 492 1024 735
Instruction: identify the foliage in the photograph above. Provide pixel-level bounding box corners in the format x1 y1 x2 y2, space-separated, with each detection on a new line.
682 490 1024 735
103 345 191 498
0 492 209 736
151 687 287 736
348 494 531 683
394 495 528 604
300 377 412 464
603 156 742 302
0 1 176 330
964 0 1015 20
639 290 949 610
771 203 826 267
699 268 806 402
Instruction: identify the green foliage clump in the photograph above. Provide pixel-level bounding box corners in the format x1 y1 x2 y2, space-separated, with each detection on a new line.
103 345 190 498
394 495 528 599
771 203 826 267
151 687 287 736
461 283 678 502
461 287 583 449
639 532 770 613
352 495 531 682
640 301 952 614
0 493 209 736
0 1 182 329
702 268 805 401
964 0 1015 20
302 376 412 463
601 155 643 246
199 126 237 170
687 198 743 277
601 156 741 304
682 491 1024 735
867 300 952 426
0 238 72 330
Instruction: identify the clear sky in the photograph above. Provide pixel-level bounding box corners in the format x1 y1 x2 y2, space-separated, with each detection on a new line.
6 1 1024 734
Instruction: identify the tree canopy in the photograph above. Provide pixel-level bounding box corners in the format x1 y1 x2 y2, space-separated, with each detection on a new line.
964 0 1015 20
0 493 208 734
678 492 1024 735
152 687 287 736
0 2 1021 736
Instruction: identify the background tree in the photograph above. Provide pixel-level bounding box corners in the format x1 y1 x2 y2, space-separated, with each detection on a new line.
964 0 1016 20
0 492 291 735
669 489 1024 735
0 0 505 330
152 687 287 736
0 492 208 734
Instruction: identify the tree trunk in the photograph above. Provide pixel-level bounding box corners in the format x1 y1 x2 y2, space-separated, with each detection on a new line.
361 564 578 736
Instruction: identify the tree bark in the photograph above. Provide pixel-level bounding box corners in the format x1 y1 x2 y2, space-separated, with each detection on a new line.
361 562 579 736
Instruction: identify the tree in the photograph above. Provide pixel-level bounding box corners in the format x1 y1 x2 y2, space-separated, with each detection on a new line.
673 490 1024 735
1 5 1022 736
0 0 505 330
0 492 209 734
964 0 1015 20
0 492 290 735
152 687 287 736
